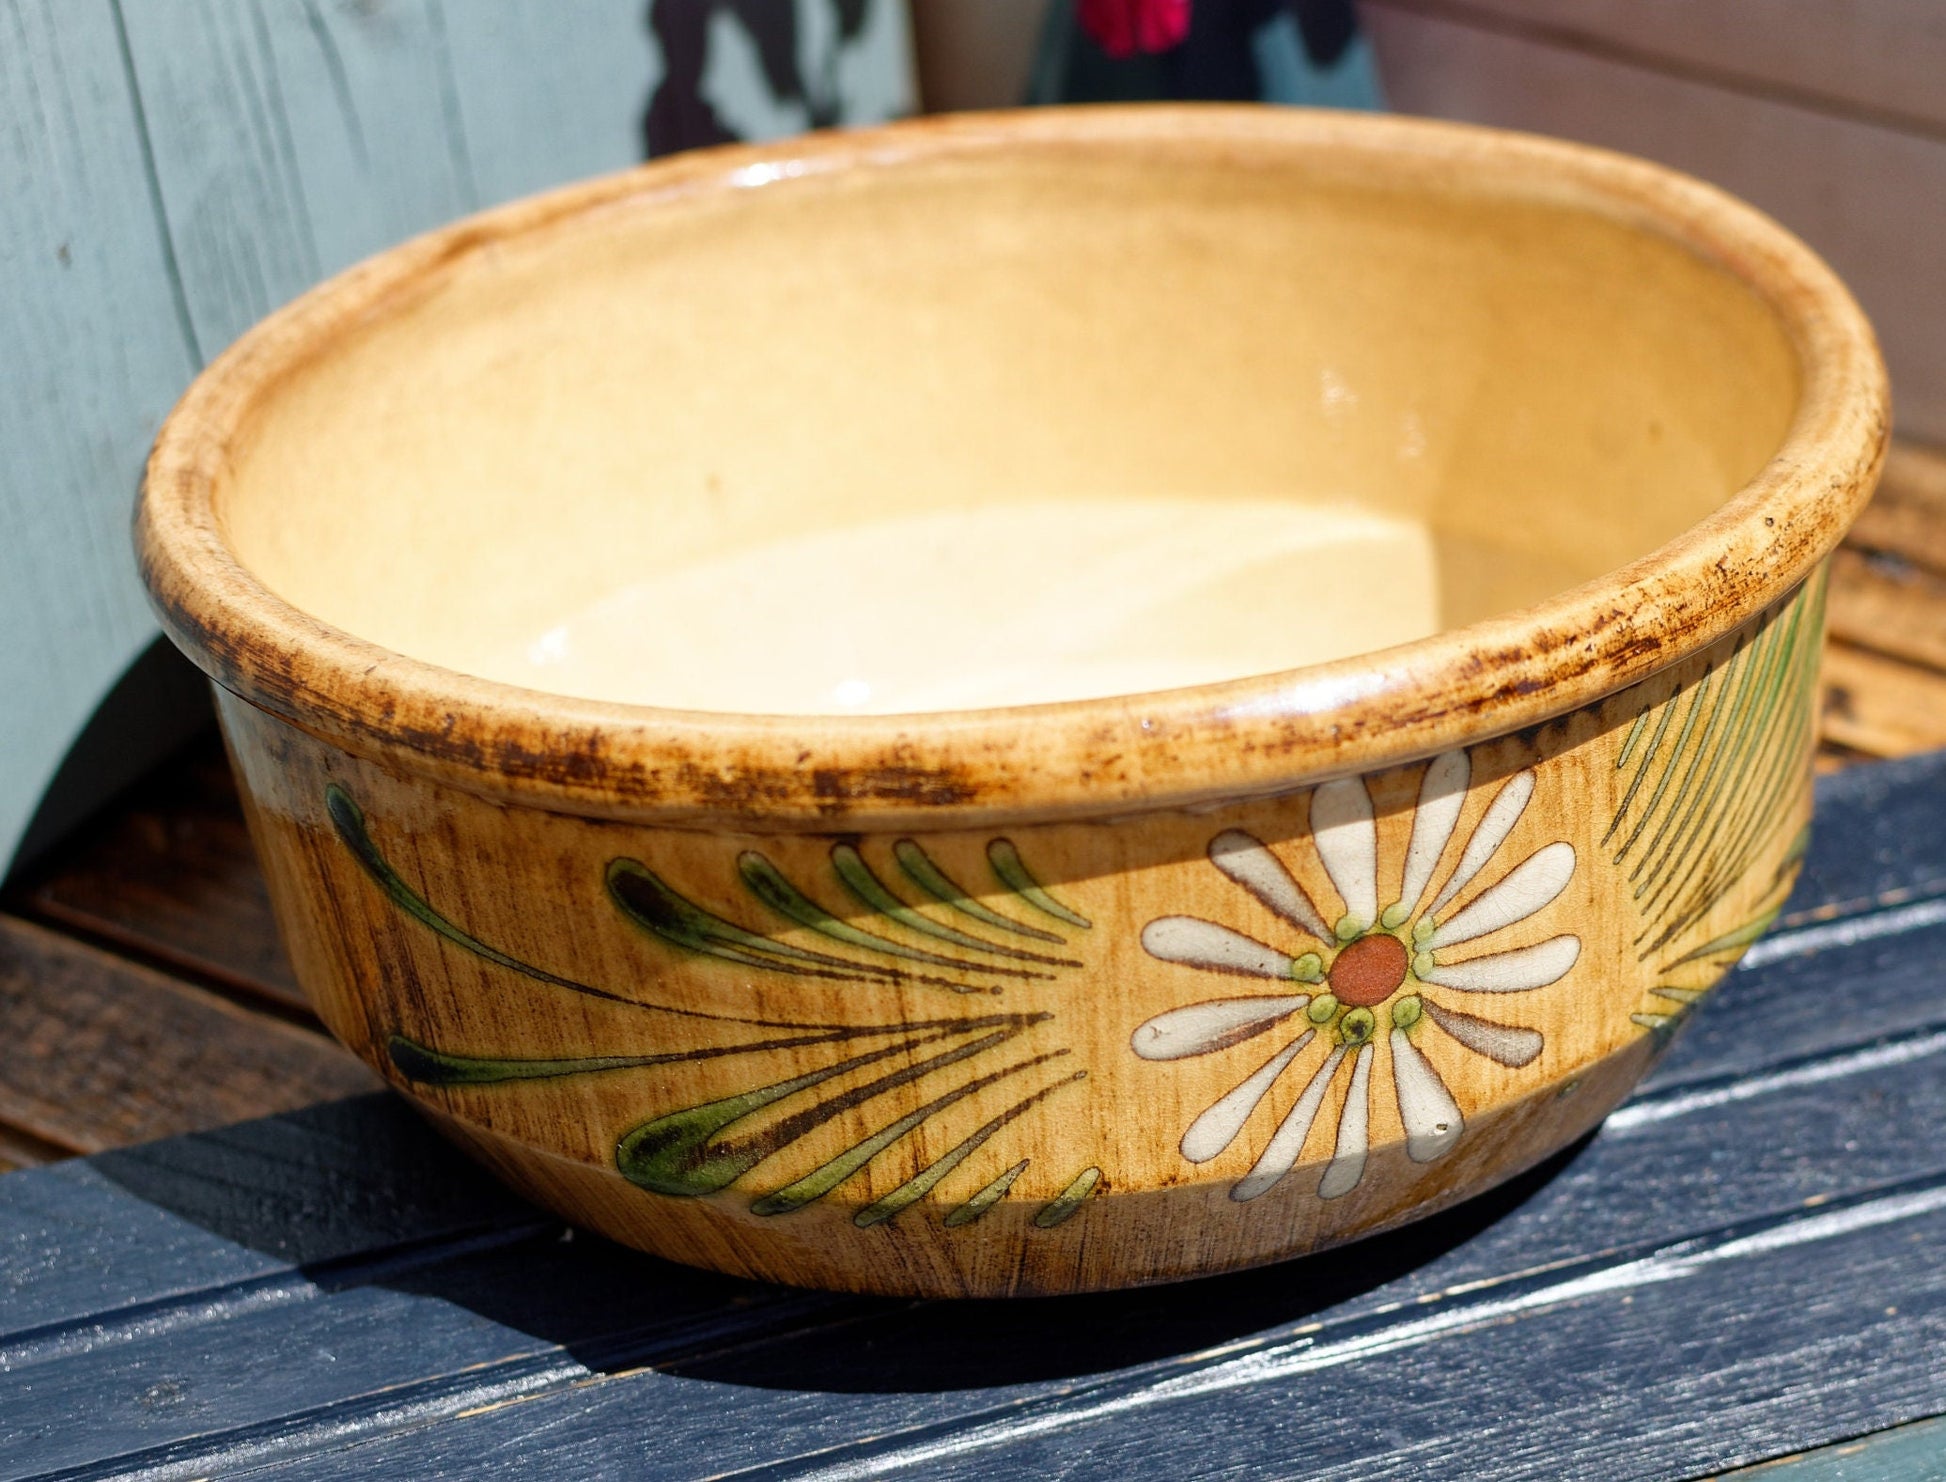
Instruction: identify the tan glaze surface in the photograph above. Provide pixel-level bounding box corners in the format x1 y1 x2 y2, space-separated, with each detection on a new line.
482 499 1490 714
139 108 1886 1295
221 575 1822 1294
141 106 1885 830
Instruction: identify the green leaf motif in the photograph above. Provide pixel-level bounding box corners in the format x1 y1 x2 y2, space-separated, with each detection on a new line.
615 1016 1045 1198
1607 574 1826 974
330 784 1105 1233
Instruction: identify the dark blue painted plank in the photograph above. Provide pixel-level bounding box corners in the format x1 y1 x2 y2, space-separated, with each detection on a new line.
857 1185 1946 1482
1789 749 1946 925
0 1232 836 1481
1644 914 1946 1093
222 1180 1946 1482
0 1098 535 1345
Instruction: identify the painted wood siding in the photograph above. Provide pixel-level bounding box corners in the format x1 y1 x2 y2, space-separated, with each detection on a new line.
0 0 914 875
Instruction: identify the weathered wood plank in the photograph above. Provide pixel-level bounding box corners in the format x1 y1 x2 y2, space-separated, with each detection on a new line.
9 736 302 1011
0 914 375 1155
0 1232 842 1482
436 0 664 203
0 1097 533 1344
1821 646 1946 760
1851 442 1946 581
168 1188 1946 1477
1787 748 1946 926
0 0 211 875
810 1191 1946 1481
1827 548 1946 675
116 0 481 357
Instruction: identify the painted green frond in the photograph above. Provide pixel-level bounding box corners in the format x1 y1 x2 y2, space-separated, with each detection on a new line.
1616 706 1651 770
987 839 1091 928
386 1018 987 1087
830 845 1080 968
893 839 1065 943
1611 668 1713 864
1660 908 1782 971
1629 635 1761 888
615 1015 1046 1197
852 1071 1085 1228
737 852 1050 982
752 1051 1072 1217
609 858 984 992
944 1160 1030 1227
1032 1166 1102 1228
1634 590 1807 903
1603 694 1680 847
1607 576 1826 977
1644 599 1822 951
330 784 608 997
330 784 801 1024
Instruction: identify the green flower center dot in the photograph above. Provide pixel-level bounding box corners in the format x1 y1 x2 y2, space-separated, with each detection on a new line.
1307 993 1340 1024
1413 950 1435 979
1334 915 1365 943
1392 994 1422 1029
1379 902 1410 930
1339 1007 1376 1046
1412 916 1437 945
1290 951 1324 984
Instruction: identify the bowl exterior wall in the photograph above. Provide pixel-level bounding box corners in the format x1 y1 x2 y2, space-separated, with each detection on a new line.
216 572 1825 1296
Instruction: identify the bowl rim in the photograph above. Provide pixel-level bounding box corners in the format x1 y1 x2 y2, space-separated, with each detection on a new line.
138 104 1888 831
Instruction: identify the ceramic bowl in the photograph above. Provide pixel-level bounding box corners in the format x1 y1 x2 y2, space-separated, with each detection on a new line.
139 107 1886 1298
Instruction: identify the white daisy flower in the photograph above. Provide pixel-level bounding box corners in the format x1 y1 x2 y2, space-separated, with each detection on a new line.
1131 750 1577 1203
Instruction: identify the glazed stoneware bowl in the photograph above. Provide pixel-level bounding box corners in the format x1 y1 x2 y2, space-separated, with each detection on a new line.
139 107 1886 1298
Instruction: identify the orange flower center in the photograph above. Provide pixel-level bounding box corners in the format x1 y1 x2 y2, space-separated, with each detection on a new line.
1329 933 1409 1007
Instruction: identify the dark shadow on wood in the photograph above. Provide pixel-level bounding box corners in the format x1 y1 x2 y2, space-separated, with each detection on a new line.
82 1088 1590 1394
658 1134 1594 1392
7 634 213 882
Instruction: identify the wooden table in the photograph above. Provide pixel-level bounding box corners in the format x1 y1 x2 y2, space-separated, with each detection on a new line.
2 444 1944 1477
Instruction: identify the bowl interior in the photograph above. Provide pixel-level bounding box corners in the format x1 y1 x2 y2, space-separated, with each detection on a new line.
216 131 1800 716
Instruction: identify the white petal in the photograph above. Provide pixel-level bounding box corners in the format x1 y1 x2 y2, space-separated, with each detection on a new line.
1141 917 1294 979
1427 770 1534 917
1429 842 1577 949
1131 996 1308 1061
1423 1001 1544 1067
1232 1046 1346 1202
1424 934 1580 993
1311 778 1378 927
1318 1042 1374 1199
1180 1030 1314 1162
1391 1030 1464 1162
1399 751 1470 915
1209 830 1330 940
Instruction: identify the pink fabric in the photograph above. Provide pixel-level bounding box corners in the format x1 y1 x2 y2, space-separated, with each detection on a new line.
1077 0 1192 58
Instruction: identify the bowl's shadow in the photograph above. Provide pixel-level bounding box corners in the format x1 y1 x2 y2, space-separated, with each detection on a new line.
87 1092 1591 1395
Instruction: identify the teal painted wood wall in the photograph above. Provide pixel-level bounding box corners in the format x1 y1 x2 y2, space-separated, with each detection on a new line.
0 0 914 875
